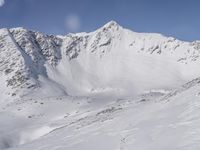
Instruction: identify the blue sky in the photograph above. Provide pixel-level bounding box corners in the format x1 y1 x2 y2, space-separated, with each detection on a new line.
0 0 200 41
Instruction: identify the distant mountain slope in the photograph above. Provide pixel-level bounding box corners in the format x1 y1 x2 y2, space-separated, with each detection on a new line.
0 21 200 99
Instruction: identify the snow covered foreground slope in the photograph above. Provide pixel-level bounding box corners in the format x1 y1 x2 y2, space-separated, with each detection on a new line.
1 21 200 150
1 77 200 150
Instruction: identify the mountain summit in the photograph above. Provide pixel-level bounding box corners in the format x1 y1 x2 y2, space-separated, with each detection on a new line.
100 20 121 29
0 21 200 99
1 21 200 150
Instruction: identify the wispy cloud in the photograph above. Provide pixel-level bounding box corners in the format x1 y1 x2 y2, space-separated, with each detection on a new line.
0 0 5 7
65 14 81 32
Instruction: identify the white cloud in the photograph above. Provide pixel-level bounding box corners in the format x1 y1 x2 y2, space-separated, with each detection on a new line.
0 0 4 7
65 14 81 32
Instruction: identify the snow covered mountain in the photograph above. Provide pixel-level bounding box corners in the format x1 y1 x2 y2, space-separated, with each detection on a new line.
1 21 200 150
0 21 200 99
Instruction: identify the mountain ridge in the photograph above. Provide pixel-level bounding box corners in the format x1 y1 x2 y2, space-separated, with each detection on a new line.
0 21 200 99
1 21 200 150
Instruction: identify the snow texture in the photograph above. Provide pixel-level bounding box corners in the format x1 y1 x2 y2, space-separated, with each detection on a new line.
0 21 200 150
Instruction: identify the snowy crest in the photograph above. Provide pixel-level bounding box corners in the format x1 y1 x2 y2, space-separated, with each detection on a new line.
0 21 200 98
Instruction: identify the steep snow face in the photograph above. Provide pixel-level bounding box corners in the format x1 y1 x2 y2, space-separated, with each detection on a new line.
0 21 200 98
0 28 37 100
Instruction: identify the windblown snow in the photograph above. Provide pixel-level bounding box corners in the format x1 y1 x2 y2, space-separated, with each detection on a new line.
0 21 200 150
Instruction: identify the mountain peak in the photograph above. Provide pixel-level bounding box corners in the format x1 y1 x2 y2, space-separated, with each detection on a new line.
101 20 121 30
104 20 119 26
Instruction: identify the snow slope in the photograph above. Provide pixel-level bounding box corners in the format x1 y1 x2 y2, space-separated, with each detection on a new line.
1 78 200 150
0 21 200 99
0 21 200 150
